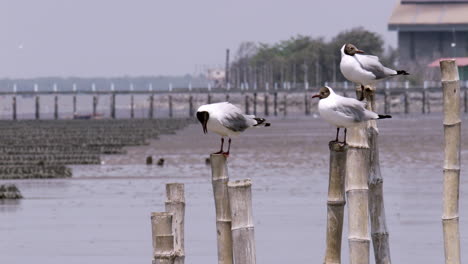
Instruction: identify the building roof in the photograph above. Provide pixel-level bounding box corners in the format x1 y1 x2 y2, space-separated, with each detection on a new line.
428 57 468 67
388 1 468 31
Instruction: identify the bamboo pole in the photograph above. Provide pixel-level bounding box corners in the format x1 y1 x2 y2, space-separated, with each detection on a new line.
73 95 77 115
165 183 185 264
151 212 175 264
35 96 40 120
253 92 257 115
324 142 347 264
404 81 409 114
464 85 467 113
264 93 269 116
304 92 310 116
273 92 278 116
12 96 17 120
169 95 173 118
345 87 371 264
365 86 391 264
188 95 194 117
130 95 135 118
210 154 234 264
111 93 116 119
440 59 461 264
245 95 250 115
54 95 59 120
149 94 154 119
283 94 287 116
422 83 427 114
228 179 256 264
93 95 97 116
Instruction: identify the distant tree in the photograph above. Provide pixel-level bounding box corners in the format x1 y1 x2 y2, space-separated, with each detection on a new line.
230 27 397 86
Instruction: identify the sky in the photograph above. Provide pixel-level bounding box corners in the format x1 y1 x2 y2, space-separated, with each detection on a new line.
0 0 398 78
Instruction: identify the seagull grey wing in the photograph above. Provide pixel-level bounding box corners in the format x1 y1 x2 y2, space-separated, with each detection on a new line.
221 112 250 132
355 54 397 79
333 98 368 122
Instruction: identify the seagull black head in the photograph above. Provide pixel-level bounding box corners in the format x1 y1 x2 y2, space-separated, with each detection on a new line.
343 44 364 56
196 111 209 134
312 86 331 99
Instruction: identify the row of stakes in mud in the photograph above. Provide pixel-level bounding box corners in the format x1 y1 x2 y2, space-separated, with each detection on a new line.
151 154 255 264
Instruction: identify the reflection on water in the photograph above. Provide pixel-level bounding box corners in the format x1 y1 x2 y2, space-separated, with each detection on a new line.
0 115 467 264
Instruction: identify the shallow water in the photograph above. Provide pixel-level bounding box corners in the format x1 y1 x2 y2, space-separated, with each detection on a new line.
1 114 468 264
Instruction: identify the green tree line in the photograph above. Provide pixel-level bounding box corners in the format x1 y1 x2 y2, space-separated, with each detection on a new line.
229 27 397 88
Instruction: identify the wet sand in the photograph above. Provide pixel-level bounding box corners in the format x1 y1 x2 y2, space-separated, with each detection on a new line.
1 114 467 263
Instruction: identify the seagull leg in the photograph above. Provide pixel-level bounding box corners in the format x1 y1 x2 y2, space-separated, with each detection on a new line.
213 138 224 154
223 138 231 157
335 128 340 142
344 128 348 144
359 85 365 101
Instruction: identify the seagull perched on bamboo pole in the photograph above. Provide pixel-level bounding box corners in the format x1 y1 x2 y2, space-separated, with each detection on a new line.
340 43 409 98
196 102 271 156
312 86 391 143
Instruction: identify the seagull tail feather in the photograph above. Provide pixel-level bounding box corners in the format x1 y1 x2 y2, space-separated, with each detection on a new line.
378 114 392 119
396 70 409 75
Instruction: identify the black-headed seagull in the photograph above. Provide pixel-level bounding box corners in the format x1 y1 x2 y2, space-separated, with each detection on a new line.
312 86 391 143
340 43 409 93
196 102 270 155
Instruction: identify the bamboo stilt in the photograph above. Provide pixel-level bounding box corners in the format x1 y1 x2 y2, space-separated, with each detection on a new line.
364 86 391 264
324 142 347 264
149 94 154 119
228 179 256 264
440 59 461 264
54 95 59 120
130 95 135 118
264 93 269 116
165 183 185 264
151 212 175 264
169 95 173 118
210 154 234 264
35 96 40 120
93 95 97 116
346 87 370 264
12 96 17 120
273 92 278 116
253 92 257 115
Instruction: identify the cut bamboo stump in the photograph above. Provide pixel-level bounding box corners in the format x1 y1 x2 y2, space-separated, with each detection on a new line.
165 183 185 264
346 87 370 264
364 86 391 264
151 212 175 264
324 142 347 264
440 59 461 264
210 154 234 264
228 179 256 264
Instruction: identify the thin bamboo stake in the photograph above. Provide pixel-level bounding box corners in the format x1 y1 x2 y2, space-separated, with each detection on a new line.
228 179 256 264
440 59 461 264
345 87 370 264
165 183 185 264
364 86 391 264
210 154 234 264
151 212 175 264
324 142 347 264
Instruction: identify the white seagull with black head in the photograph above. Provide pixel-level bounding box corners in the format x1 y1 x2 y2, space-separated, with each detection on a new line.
196 102 270 155
340 43 409 89
312 86 391 143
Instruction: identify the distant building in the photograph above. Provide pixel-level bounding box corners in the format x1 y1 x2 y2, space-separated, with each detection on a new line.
388 0 468 63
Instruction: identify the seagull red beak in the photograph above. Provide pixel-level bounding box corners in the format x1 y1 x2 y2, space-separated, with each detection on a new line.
312 94 320 99
356 49 364 54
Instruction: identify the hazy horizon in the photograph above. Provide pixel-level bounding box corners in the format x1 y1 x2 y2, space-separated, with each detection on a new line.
1 0 398 78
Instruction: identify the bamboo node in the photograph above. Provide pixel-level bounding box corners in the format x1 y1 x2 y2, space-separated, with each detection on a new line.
443 121 461 127
442 216 459 221
327 200 346 206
